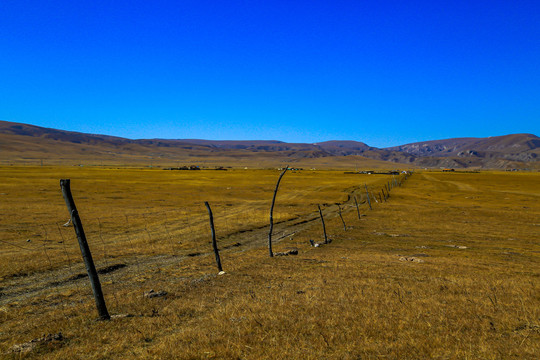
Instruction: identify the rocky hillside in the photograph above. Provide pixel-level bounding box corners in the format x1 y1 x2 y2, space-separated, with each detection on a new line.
385 134 539 163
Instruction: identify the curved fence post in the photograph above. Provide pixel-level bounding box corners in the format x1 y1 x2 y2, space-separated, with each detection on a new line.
268 166 288 257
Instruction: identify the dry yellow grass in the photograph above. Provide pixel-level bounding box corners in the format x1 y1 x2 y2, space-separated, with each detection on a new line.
0 167 538 359
0 166 387 278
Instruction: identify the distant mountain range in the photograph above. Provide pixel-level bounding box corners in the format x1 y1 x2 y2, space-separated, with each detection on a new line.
0 120 538 169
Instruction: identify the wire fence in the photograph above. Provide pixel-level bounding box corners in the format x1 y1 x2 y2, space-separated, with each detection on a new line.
0 171 412 322
0 204 298 274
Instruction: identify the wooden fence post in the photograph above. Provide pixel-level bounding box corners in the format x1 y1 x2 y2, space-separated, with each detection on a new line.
337 204 347 231
60 179 110 320
354 195 361 219
204 202 223 272
317 204 329 244
268 166 288 257
364 184 372 210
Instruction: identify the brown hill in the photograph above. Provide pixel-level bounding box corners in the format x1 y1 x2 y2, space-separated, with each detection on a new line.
1 120 538 169
0 121 389 169
315 141 373 156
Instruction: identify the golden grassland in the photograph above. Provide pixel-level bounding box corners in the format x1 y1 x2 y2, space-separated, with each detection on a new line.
0 167 539 359
0 166 389 278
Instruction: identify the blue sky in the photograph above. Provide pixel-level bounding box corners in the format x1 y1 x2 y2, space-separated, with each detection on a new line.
1 0 539 147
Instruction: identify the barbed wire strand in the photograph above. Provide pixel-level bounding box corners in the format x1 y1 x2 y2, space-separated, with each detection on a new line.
56 223 73 271
142 213 155 254
124 214 142 274
0 238 40 251
162 212 176 255
40 224 53 269
55 220 90 313
98 217 121 312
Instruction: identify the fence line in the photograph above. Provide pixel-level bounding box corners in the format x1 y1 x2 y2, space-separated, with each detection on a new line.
1 171 413 321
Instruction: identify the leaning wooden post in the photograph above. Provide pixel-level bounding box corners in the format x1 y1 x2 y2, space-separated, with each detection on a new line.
381 188 387 202
364 184 372 210
354 195 361 219
204 201 223 272
337 204 347 231
268 166 289 257
60 179 110 320
385 183 390 198
317 204 329 244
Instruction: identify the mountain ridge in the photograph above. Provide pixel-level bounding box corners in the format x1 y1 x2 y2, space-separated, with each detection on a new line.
1 120 538 169
384 134 540 164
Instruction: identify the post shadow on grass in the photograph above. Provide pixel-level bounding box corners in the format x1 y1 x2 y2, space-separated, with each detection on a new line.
268 166 289 257
204 201 223 273
60 179 110 321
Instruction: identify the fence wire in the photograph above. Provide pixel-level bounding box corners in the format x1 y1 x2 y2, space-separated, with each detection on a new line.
0 173 411 323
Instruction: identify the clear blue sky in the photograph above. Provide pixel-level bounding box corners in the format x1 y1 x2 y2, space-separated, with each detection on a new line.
1 0 539 147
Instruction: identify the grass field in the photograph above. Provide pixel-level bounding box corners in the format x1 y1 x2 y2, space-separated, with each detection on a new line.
0 166 389 278
0 167 538 359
